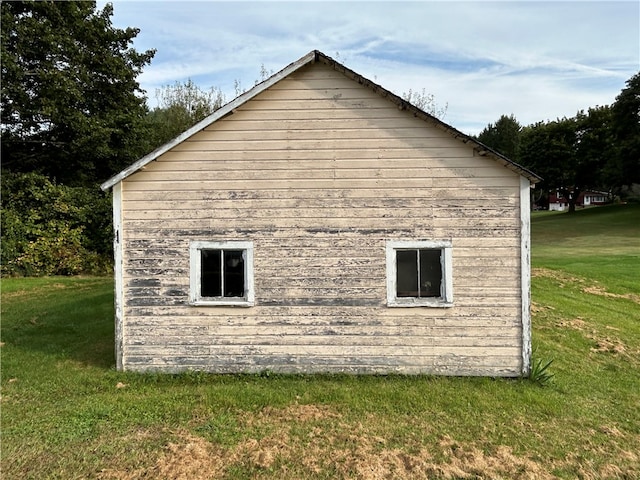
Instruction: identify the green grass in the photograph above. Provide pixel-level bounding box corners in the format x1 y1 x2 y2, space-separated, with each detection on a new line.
2 205 639 479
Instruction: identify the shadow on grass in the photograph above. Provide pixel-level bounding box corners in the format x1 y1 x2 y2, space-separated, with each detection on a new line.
2 278 115 369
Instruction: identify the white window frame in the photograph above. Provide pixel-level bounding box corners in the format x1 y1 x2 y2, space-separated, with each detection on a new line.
386 240 453 308
189 241 255 307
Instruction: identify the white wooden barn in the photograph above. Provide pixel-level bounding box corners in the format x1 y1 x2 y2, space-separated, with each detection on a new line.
101 50 541 376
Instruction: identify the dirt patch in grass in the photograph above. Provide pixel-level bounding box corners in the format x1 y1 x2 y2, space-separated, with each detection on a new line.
255 403 340 423
555 318 588 331
98 430 227 480
533 267 640 304
582 285 640 304
97 404 569 480
532 268 583 287
554 316 637 360
433 436 555 480
531 301 555 314
590 337 628 355
99 430 556 480
534 267 639 361
555 317 640 363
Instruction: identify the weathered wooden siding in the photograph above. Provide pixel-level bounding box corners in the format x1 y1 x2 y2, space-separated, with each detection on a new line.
119 62 526 375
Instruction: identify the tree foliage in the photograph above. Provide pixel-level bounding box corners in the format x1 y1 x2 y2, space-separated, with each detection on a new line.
610 72 640 187
1 1 152 275
145 79 226 149
1 172 112 276
1 1 155 185
574 106 614 189
476 114 522 160
519 117 579 210
402 88 448 119
143 65 281 152
518 107 615 212
478 72 639 211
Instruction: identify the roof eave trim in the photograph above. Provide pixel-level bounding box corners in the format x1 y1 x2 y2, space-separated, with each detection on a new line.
471 142 542 184
100 51 318 191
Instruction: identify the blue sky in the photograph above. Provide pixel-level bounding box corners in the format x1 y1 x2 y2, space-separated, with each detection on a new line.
103 1 639 135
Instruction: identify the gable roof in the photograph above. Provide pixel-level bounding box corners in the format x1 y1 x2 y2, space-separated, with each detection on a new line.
101 50 541 191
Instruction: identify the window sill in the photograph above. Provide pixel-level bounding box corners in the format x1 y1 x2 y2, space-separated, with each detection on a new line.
190 299 255 307
387 299 453 308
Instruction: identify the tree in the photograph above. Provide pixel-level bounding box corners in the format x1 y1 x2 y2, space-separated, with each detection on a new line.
610 72 640 187
1 1 155 185
519 118 581 211
402 88 448 119
145 79 226 149
144 65 286 151
476 114 522 161
519 111 614 213
1 172 112 276
574 106 614 192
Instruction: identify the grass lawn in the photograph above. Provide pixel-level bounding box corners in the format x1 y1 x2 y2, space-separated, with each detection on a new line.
2 204 639 479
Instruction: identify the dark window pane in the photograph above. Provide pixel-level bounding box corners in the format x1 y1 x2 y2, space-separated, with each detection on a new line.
396 250 418 297
419 249 442 297
201 249 222 297
223 250 245 297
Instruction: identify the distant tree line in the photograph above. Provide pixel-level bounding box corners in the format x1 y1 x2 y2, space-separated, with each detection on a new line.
2 1 638 274
476 74 640 212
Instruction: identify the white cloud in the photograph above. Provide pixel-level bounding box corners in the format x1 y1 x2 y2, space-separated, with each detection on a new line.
105 0 639 134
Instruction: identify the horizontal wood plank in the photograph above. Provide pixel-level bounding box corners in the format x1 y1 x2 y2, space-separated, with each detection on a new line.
121 187 518 202
123 343 521 357
123 334 520 349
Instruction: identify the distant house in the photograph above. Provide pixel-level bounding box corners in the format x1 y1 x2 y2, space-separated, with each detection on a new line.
548 190 610 211
101 50 541 376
